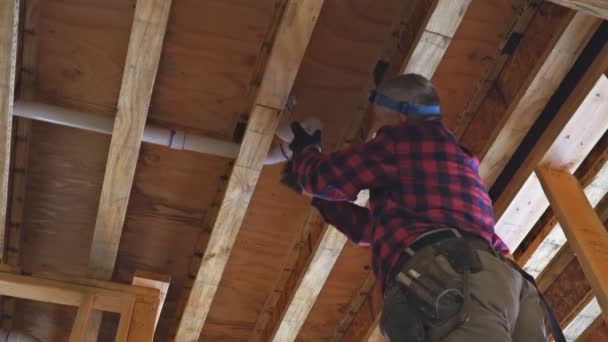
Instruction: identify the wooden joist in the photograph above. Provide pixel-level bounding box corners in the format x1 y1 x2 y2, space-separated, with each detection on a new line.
537 167 608 318
251 2 472 341
469 8 600 187
493 48 608 251
88 0 172 280
0 0 19 262
174 1 324 340
548 0 608 19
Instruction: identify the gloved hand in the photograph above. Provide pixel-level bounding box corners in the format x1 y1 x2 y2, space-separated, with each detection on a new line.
289 122 322 154
280 160 303 194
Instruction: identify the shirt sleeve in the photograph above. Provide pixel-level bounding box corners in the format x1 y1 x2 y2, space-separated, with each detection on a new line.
292 128 398 201
312 198 373 245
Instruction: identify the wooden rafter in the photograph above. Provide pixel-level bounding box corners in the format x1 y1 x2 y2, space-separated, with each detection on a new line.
2 0 40 329
174 1 325 340
548 0 608 19
469 8 600 187
0 0 19 263
89 0 172 280
516 133 608 276
253 2 472 341
493 49 608 251
537 167 608 318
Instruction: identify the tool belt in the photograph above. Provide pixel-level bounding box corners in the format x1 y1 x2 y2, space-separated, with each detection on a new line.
380 228 566 342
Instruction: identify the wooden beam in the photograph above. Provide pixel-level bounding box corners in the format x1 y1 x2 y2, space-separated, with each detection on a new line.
174 1 324 340
537 167 608 319
521 155 608 277
251 2 472 341
402 0 472 79
471 8 600 188
493 52 608 251
132 271 170 330
548 0 608 19
0 0 19 262
88 0 172 279
515 131 608 268
69 295 95 342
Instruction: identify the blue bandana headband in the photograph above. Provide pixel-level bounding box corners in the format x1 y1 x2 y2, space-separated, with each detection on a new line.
368 90 441 116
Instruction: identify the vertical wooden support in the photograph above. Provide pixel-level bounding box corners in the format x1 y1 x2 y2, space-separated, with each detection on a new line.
69 295 95 342
537 167 608 319
132 271 170 330
0 0 19 262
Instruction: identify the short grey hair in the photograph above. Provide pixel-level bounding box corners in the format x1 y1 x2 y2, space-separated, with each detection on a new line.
376 73 440 107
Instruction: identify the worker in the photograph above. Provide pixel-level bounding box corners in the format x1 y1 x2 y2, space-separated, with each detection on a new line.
280 74 562 342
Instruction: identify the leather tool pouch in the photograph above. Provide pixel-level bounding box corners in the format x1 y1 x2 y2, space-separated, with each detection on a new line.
381 238 483 342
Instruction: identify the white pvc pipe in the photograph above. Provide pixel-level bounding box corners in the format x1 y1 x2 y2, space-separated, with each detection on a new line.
14 101 241 160
13 101 320 165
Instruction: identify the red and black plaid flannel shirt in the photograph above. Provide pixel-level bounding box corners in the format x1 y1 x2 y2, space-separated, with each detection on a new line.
291 120 508 292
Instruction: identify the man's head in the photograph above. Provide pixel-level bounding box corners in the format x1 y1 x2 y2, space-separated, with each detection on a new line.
369 73 440 134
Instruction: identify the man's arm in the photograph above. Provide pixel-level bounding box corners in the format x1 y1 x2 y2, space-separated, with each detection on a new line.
312 198 373 245
291 128 398 201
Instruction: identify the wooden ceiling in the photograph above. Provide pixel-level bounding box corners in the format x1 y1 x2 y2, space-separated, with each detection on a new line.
0 0 606 341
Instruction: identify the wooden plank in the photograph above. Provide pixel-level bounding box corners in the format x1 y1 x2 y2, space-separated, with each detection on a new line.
132 271 170 330
471 9 600 187
69 295 95 342
115 298 135 342
0 0 19 262
493 63 608 251
174 1 324 340
536 244 575 293
563 297 602 341
257 2 473 340
402 0 471 78
515 132 608 268
522 161 608 277
548 0 608 19
88 0 172 279
273 227 348 342
331 273 376 341
537 167 608 319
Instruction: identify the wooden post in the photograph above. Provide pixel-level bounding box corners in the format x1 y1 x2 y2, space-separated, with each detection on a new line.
537 166 608 319
69 295 95 342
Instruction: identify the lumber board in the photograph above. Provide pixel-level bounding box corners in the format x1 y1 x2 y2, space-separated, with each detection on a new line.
515 131 608 267
535 244 575 293
0 0 19 262
256 1 473 340
132 271 170 330
89 0 172 280
548 0 608 19
331 273 376 341
537 167 608 319
463 7 600 187
402 0 471 78
522 161 608 277
273 227 348 342
493 61 608 251
69 295 95 342
174 1 324 340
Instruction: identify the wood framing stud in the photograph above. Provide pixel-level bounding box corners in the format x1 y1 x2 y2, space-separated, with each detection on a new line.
537 167 608 319
493 60 608 251
0 0 19 262
548 0 608 19
174 1 324 340
402 0 471 78
89 0 172 279
477 9 600 188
